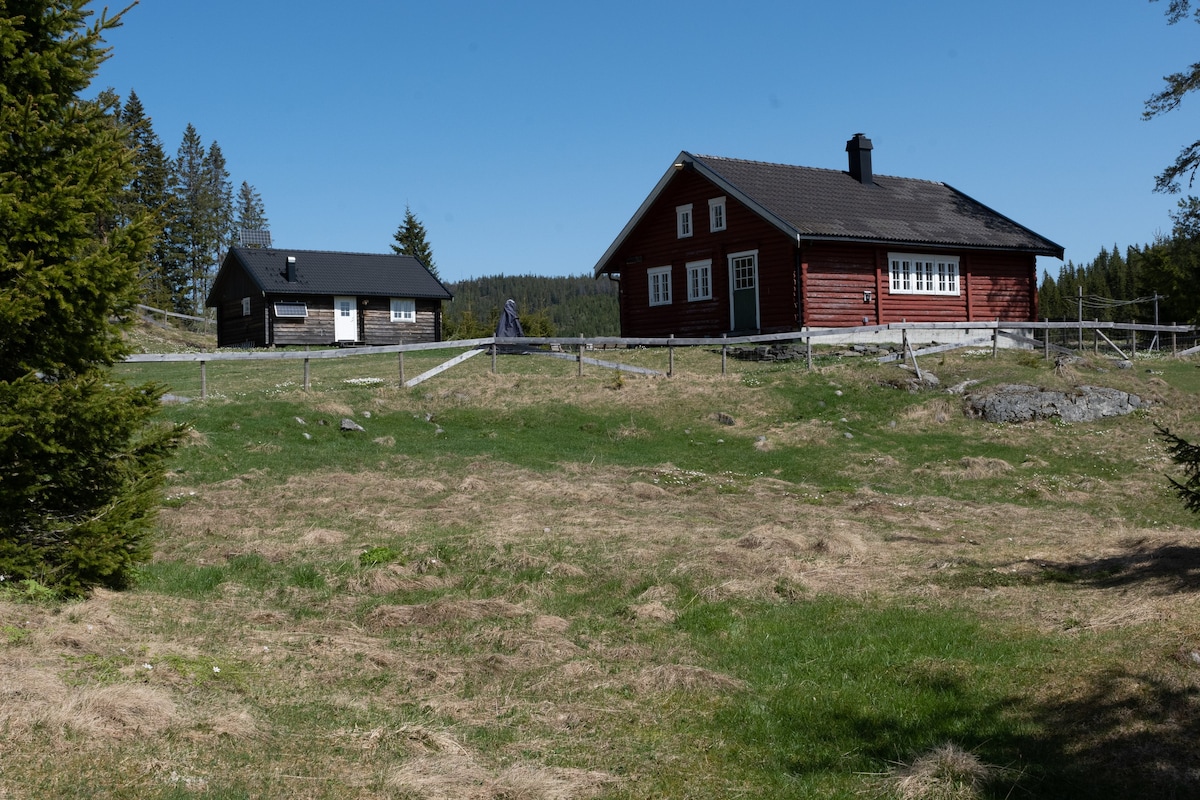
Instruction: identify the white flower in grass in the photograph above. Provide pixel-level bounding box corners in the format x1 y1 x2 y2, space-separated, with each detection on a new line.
212 666 220 674
142 663 153 670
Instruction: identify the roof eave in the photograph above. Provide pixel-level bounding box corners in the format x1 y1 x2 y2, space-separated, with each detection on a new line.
797 234 1064 259
592 152 804 278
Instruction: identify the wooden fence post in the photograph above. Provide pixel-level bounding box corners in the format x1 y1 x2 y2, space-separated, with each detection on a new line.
1043 319 1049 360
806 335 813 370
668 334 674 378
1173 328 1178 356
303 357 310 391
721 334 727 376
398 351 405 387
491 343 497 373
992 319 999 358
1131 328 1137 359
200 360 207 400
577 336 583 377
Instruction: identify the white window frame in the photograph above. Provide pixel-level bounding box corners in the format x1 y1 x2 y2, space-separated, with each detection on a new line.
647 266 672 306
676 204 693 239
708 196 726 232
390 297 416 322
241 297 251 316
888 253 960 296
273 301 308 318
686 259 712 301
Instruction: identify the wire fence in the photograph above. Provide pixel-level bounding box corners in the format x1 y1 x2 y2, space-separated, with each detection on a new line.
124 320 1199 400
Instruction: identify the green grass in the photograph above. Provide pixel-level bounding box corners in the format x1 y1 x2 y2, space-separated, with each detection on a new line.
5 346 1196 799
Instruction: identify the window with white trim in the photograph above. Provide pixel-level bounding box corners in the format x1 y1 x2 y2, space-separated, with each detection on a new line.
687 259 712 301
676 204 693 239
273 301 308 318
648 266 672 306
731 252 757 290
390 298 416 322
888 253 959 295
708 196 726 232
241 297 251 316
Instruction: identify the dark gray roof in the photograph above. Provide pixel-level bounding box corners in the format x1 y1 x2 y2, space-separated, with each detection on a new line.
594 150 1062 276
210 247 452 304
692 153 1063 256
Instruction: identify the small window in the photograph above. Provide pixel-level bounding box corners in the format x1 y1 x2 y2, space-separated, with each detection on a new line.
888 253 959 295
708 197 726 232
731 252 757 290
390 298 416 322
241 297 250 316
676 204 693 239
273 301 308 318
648 266 672 306
687 259 712 301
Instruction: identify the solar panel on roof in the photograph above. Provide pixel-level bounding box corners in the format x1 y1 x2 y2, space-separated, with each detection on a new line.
239 229 272 248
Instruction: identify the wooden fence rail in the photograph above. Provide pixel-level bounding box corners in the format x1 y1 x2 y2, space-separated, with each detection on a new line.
123 321 1198 400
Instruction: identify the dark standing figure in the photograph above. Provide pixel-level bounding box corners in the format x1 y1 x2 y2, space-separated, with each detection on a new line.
496 299 525 337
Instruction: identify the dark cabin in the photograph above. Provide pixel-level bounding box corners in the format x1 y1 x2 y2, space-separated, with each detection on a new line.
593 135 1064 337
207 248 452 348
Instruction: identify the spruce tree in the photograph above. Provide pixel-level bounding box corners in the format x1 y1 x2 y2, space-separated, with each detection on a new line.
0 1 182 597
1158 426 1200 514
391 204 439 278
204 140 234 279
173 123 210 311
235 181 269 242
119 89 185 310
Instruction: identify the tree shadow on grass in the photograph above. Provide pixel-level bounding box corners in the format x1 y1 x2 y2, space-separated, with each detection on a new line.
1033 539 1200 593
774 664 1200 799
1026 667 1200 799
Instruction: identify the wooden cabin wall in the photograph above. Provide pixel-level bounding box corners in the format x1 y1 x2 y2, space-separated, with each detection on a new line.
610 168 799 337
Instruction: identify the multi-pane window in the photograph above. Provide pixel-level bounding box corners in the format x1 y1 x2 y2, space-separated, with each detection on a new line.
732 253 756 290
648 266 672 306
241 297 251 316
676 204 693 239
687 259 712 301
390 298 416 322
888 253 959 295
709 196 726 232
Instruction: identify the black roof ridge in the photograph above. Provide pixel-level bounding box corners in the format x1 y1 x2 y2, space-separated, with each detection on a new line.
231 245 421 259
692 153 947 187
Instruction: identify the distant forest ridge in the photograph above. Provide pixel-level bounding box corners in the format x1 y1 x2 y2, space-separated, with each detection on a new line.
443 273 619 338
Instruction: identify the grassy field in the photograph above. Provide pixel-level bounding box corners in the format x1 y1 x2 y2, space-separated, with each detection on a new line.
3 338 1199 799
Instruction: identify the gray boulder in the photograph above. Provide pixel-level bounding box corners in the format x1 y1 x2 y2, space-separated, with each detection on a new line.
965 384 1146 424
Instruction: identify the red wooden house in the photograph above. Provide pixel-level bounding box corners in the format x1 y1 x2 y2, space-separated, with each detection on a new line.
593 135 1063 337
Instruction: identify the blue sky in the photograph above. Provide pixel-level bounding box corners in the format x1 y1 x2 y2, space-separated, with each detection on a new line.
94 0 1197 284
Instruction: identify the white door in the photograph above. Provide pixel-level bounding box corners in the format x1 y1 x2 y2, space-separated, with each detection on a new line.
334 296 358 341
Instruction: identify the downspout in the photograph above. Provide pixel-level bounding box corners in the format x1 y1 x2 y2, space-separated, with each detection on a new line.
796 234 804 329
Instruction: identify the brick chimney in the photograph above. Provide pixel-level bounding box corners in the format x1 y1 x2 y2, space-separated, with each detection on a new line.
846 133 874 186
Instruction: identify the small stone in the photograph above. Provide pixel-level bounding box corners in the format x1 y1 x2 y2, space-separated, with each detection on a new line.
303 432 312 440
843 432 854 439
362 411 371 418
340 418 365 432
294 417 306 425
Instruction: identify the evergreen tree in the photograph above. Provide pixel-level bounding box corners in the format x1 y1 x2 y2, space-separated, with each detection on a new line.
1158 426 1200 513
235 181 269 242
391 205 439 278
1145 0 1200 191
171 126 233 311
0 1 182 597
173 123 209 311
204 140 234 271
118 90 185 310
